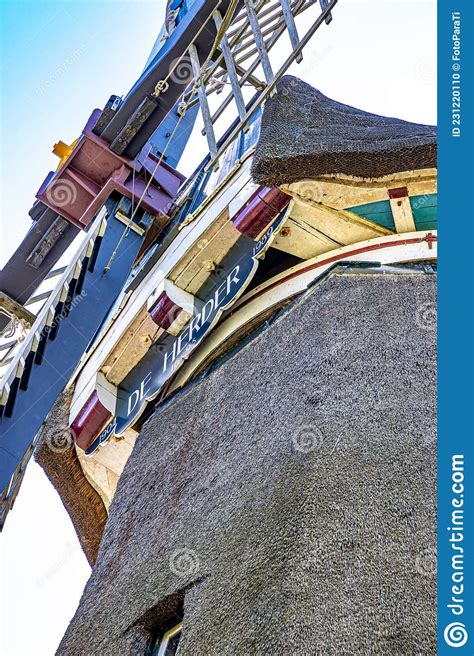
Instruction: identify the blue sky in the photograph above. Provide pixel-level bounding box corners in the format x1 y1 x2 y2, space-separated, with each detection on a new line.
0 0 437 266
0 2 167 654
0 1 436 654
0 0 164 263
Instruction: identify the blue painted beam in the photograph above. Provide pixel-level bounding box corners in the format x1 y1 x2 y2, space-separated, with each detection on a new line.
0 217 144 495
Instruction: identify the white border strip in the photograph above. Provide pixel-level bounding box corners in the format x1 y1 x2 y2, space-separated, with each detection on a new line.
169 231 437 393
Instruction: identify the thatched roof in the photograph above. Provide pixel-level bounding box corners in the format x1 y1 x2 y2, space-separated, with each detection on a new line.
34 388 107 565
57 272 436 655
251 76 437 186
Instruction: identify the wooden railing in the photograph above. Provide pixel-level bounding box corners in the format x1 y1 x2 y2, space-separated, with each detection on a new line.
0 208 108 413
181 0 337 168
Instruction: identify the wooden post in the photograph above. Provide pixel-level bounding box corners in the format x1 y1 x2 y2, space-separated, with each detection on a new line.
188 44 218 161
279 0 302 62
243 0 274 85
213 10 249 128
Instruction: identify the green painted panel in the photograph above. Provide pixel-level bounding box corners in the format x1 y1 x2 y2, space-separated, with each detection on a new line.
410 193 437 231
347 193 437 232
347 199 395 231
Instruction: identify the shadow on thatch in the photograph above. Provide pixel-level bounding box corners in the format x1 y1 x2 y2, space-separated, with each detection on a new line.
34 388 107 565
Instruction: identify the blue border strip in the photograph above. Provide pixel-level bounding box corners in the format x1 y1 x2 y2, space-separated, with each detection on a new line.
438 1 474 653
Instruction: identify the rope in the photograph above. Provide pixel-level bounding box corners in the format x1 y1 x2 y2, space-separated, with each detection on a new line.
103 0 242 272
151 0 229 99
200 0 241 72
103 97 191 273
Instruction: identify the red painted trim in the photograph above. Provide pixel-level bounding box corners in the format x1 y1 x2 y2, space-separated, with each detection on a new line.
36 109 184 229
232 186 291 238
388 186 409 199
149 292 182 331
70 390 112 451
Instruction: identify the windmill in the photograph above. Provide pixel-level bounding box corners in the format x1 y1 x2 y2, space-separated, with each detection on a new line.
0 0 337 528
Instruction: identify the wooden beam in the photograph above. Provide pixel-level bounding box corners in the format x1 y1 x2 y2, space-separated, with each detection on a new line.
0 292 35 325
278 0 302 61
243 0 274 84
213 10 248 126
207 0 338 170
188 44 218 161
208 0 310 127
389 194 417 234
320 0 333 24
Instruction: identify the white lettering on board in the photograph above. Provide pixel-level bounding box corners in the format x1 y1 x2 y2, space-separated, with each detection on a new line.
127 371 152 416
226 265 240 294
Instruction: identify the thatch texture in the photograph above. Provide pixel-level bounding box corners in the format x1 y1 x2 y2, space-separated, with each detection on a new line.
58 271 436 655
251 76 437 186
35 388 108 565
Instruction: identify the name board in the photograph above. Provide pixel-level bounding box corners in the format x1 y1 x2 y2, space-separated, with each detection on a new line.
86 214 284 454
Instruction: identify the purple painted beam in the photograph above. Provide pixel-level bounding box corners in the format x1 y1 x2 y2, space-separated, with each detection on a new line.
36 110 185 230
232 187 291 238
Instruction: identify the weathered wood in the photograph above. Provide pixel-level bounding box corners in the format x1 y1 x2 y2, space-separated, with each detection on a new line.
243 0 274 84
389 196 417 234
188 44 218 160
76 429 137 510
279 0 302 61
207 0 338 169
0 292 35 325
0 212 144 523
320 0 333 24
273 197 393 259
26 217 70 269
208 0 312 127
281 170 437 210
68 159 256 418
213 10 248 125
110 95 159 155
92 95 121 136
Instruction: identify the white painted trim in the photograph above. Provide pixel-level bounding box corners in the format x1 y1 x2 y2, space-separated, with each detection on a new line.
95 371 118 413
169 231 437 392
390 196 416 233
0 207 108 394
69 158 256 411
156 623 182 656
69 374 97 426
147 279 199 317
